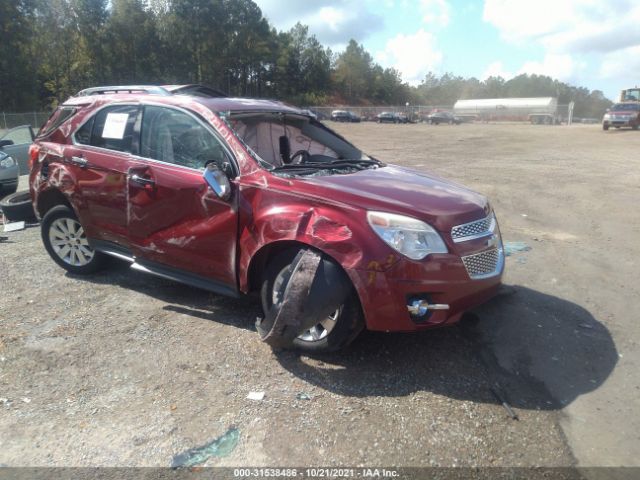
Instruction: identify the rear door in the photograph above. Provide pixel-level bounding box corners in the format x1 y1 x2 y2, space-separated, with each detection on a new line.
66 104 140 246
126 104 238 289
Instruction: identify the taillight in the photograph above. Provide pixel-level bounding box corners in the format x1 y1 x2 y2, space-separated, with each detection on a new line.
28 144 40 171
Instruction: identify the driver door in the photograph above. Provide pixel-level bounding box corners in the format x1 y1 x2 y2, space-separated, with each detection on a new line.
127 105 238 291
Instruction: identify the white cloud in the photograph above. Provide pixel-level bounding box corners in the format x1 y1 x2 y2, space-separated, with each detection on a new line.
599 45 640 80
376 29 443 85
481 61 513 80
483 0 640 54
254 0 384 47
420 0 450 27
517 54 585 83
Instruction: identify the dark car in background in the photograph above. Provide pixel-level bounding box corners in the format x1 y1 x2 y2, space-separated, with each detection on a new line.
427 111 462 125
377 112 400 123
602 103 640 130
331 110 360 122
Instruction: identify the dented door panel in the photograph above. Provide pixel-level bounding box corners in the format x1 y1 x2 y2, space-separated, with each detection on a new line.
127 159 238 287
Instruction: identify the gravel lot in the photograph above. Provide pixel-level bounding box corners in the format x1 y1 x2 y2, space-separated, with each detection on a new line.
0 123 638 468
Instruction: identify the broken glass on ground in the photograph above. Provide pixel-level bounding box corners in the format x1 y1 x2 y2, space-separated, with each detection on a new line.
503 241 531 256
171 427 239 468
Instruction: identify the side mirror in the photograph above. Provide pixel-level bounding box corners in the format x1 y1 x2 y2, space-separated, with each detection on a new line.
203 163 231 201
0 140 14 148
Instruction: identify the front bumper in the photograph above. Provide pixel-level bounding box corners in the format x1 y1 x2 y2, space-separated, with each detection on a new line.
603 116 637 127
347 233 504 332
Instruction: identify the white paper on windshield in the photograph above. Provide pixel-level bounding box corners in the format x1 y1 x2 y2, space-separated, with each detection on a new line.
102 113 129 139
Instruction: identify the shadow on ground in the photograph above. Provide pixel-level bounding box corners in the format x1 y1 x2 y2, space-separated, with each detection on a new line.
273 286 618 411
76 262 618 412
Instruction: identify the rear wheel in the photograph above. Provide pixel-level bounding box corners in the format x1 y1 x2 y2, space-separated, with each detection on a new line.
260 248 364 352
41 205 107 274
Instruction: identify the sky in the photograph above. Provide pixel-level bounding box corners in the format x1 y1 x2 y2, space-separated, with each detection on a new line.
253 0 640 101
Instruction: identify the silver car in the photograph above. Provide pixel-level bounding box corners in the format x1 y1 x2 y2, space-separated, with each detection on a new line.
0 125 34 196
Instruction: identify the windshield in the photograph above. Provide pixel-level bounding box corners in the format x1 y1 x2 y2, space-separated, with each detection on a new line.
225 112 381 176
611 103 640 111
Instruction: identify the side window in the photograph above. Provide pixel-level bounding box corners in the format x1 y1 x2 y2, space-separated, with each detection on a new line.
85 105 138 153
140 105 228 170
75 116 94 145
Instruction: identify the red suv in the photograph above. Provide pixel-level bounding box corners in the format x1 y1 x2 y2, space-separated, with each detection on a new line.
30 85 504 351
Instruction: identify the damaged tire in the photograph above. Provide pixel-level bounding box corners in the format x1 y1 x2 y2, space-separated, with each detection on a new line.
260 248 364 352
41 205 107 275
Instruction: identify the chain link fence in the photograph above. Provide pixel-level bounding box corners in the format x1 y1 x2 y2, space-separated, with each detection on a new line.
1 112 51 131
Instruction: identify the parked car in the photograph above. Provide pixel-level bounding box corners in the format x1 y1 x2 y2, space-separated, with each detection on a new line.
395 113 410 124
427 111 462 125
0 125 34 197
30 85 504 352
602 103 640 130
331 110 359 122
377 112 399 123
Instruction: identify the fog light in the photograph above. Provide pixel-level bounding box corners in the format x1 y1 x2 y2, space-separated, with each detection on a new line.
407 299 449 317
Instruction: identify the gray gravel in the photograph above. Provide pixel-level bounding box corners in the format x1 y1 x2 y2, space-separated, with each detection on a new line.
1 123 637 467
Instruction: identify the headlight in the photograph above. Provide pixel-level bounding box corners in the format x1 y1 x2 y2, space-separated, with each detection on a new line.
367 211 448 260
603 114 611 120
0 156 15 168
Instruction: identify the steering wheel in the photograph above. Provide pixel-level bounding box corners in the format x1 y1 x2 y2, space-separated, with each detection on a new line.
290 149 310 164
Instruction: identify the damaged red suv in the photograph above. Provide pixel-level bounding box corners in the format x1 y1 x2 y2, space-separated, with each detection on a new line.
30 85 504 351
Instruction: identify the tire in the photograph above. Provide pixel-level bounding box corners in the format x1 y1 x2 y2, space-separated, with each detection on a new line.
261 248 364 352
41 205 107 275
0 191 36 222
603 124 609 131
0 183 18 199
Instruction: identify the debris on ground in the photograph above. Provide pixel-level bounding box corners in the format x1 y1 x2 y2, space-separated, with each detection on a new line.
490 386 519 421
171 427 239 468
246 391 265 401
3 221 25 233
296 393 312 401
504 241 532 256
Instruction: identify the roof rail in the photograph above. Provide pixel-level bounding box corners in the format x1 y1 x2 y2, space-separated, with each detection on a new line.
76 85 171 97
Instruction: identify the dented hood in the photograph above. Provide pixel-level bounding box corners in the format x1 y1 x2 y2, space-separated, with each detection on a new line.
295 164 489 231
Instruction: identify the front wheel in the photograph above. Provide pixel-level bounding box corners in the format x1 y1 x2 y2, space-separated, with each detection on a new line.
41 205 107 274
603 124 609 131
260 248 364 352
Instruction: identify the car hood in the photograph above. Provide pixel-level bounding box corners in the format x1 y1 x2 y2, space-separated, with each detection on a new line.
295 164 489 232
609 110 638 115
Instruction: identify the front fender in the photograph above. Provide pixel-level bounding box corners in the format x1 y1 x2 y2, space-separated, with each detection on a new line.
237 184 401 299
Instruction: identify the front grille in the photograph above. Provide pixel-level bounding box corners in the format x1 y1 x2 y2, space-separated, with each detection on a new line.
461 248 502 279
451 214 494 242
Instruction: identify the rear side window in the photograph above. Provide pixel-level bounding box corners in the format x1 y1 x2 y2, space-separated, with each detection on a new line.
76 105 139 153
38 107 77 137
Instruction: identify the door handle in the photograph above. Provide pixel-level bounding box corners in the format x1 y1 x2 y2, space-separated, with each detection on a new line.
130 174 155 186
70 156 88 167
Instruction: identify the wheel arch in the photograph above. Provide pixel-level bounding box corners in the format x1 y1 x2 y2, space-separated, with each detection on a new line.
36 187 76 219
245 239 351 295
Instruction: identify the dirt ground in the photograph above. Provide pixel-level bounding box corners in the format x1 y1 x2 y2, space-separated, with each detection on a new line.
0 123 638 469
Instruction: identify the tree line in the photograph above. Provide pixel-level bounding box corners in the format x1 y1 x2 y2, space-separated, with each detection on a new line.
1 0 611 118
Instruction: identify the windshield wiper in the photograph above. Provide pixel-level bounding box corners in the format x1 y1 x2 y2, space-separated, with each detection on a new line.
325 159 384 167
271 158 384 173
